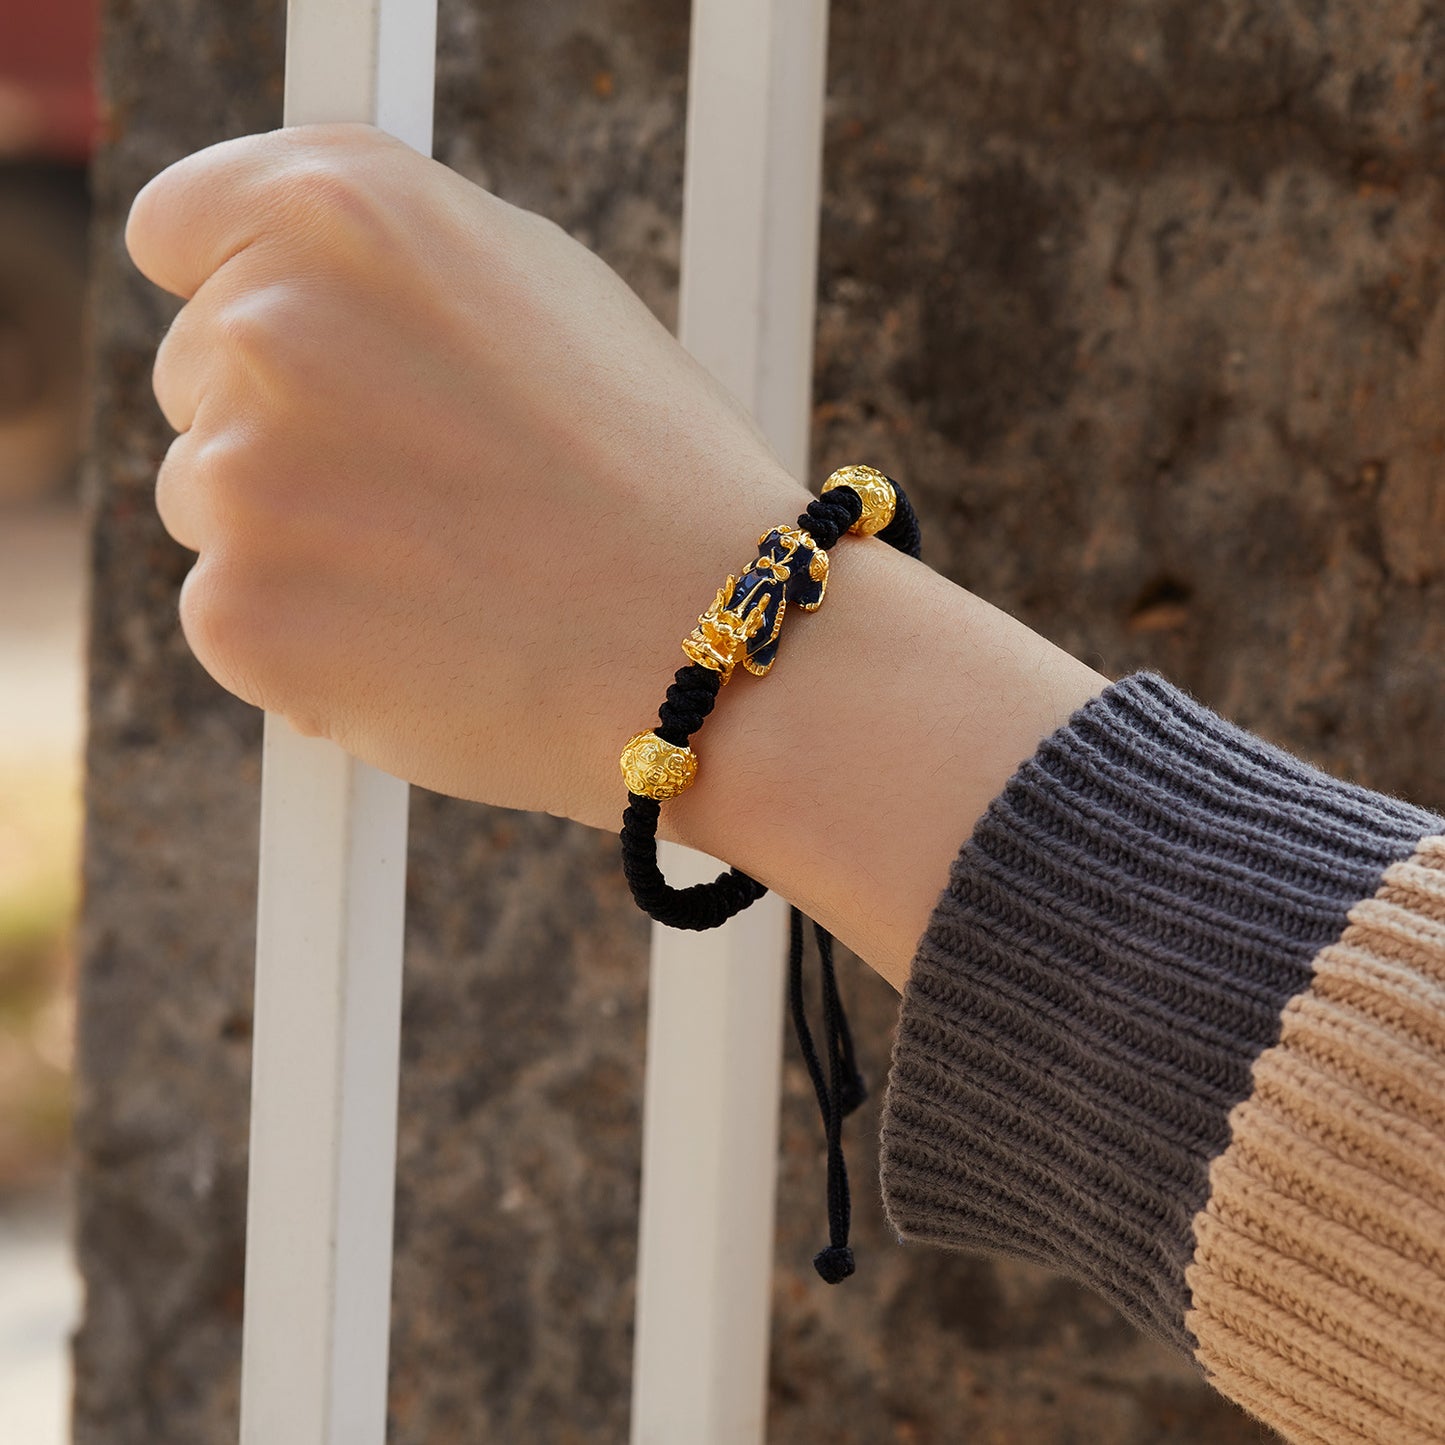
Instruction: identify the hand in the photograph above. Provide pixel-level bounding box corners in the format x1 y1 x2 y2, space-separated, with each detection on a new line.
126 123 808 829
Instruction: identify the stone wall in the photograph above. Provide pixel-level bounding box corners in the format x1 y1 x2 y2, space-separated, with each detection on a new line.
76 0 1445 1440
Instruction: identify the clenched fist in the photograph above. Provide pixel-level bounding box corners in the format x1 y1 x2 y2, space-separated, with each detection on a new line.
126 123 807 831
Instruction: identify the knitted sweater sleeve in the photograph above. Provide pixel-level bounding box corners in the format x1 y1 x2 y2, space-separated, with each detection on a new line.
878 670 1445 1445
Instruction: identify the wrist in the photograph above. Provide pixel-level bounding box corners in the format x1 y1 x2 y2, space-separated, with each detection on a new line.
660 540 1108 989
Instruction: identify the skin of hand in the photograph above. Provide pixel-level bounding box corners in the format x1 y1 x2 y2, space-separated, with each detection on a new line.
127 122 1108 989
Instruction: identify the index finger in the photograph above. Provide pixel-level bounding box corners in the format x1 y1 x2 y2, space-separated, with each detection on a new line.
124 123 385 299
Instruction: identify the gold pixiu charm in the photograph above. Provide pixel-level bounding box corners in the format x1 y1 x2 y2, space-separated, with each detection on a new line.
680 582 768 682
681 525 828 683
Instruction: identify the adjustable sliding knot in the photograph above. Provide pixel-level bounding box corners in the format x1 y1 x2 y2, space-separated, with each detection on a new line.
814 1245 856 1285
618 466 923 1281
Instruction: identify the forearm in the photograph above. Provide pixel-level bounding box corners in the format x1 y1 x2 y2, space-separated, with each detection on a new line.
659 535 1108 989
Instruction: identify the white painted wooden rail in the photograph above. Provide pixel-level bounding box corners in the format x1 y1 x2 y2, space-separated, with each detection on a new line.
240 1 831 1442
631 1 831 1441
240 3 434 1443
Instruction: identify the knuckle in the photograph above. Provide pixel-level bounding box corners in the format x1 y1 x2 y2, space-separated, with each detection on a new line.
152 311 195 428
281 157 381 248
153 437 194 547
193 432 246 515
158 428 260 547
212 285 314 393
179 554 322 733
156 283 304 430
214 287 284 361
178 554 266 706
125 172 172 274
204 428 294 532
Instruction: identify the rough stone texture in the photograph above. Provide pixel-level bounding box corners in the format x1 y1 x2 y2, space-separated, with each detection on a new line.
75 0 1445 1442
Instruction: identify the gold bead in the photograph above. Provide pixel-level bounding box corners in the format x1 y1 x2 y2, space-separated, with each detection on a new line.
620 731 699 800
821 465 896 536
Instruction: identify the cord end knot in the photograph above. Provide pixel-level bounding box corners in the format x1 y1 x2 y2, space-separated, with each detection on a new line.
813 1244 856 1284
838 1069 867 1117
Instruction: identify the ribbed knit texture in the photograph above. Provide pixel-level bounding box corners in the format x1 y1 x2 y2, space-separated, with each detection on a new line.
1185 836 1445 1443
878 670 1445 1353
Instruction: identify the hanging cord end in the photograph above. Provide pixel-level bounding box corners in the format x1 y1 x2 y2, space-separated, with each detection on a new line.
837 1070 868 1117
813 1244 856 1284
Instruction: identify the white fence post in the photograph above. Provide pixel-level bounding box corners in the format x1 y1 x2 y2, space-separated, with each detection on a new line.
240 2 830 1440
631 2 832 1442
239 3 436 1443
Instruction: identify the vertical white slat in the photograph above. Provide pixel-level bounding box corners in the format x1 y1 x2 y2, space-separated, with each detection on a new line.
631 3 831 1443
239 4 436 1444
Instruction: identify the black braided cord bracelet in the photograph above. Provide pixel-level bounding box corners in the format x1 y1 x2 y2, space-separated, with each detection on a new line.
619 467 922 1283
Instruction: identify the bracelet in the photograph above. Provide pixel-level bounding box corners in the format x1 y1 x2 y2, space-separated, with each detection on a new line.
617 465 923 1285
618 465 917 926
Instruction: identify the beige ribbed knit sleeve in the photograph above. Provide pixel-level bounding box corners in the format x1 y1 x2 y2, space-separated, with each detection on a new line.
1185 836 1445 1444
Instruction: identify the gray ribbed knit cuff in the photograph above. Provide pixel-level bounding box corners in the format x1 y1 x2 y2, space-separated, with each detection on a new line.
878 670 1444 1353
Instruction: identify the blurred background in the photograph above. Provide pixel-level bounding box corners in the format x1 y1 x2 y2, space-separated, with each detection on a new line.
9 0 1445 1440
0 0 97 1439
